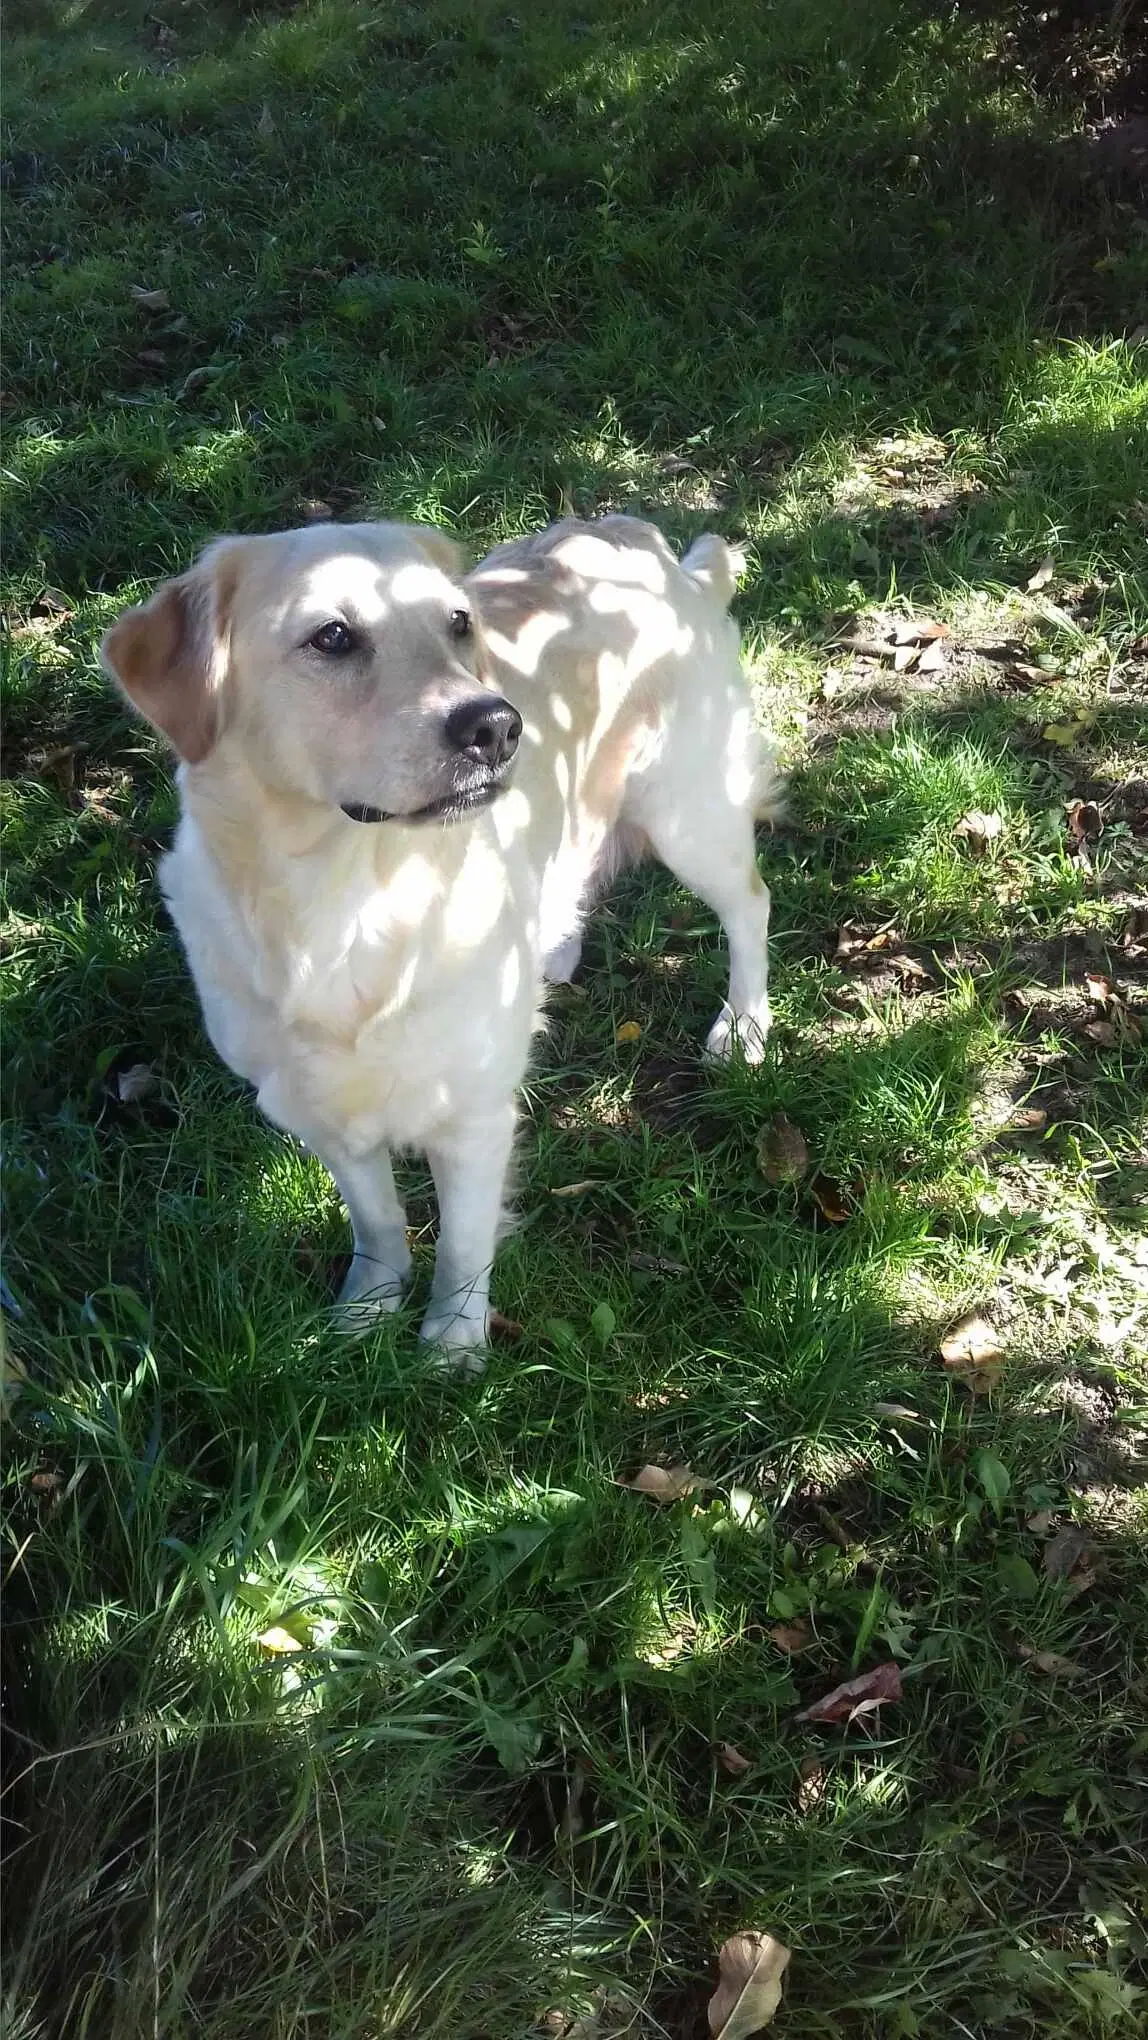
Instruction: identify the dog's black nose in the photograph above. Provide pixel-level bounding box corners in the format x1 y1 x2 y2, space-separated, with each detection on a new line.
444 696 522 769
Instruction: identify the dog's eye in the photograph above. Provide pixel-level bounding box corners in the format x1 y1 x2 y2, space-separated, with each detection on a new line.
309 620 357 657
448 609 472 640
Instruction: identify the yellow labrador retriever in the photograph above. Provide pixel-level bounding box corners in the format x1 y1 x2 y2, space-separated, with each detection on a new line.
102 515 781 1363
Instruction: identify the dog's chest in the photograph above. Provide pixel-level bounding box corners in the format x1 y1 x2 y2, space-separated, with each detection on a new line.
163 818 536 1147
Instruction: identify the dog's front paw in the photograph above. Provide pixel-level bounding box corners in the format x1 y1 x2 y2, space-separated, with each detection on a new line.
704 1003 771 1067
418 1307 489 1377
331 1253 408 1337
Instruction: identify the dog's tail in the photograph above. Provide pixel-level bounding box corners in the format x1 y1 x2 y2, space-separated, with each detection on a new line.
680 532 746 609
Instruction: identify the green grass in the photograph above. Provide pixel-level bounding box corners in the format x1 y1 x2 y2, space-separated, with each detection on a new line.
2 0 1147 2034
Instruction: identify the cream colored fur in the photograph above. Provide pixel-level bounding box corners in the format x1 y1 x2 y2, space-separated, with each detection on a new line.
102 514 781 1364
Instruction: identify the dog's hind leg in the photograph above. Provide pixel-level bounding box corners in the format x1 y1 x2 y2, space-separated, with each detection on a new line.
626 718 774 1064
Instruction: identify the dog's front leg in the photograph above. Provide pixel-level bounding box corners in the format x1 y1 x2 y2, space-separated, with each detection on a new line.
312 1137 412 1333
420 1105 516 1370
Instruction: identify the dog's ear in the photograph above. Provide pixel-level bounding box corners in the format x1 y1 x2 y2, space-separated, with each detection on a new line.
100 538 245 764
414 527 468 579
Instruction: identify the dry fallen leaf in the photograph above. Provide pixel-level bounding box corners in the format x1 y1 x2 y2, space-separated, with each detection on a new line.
940 1311 1001 1364
708 1931 792 2039
716 1742 753 1776
129 285 171 312
891 617 950 645
953 809 1003 854
137 347 168 370
796 1756 826 1812
1010 1105 1048 1132
795 1660 902 1724
809 1174 851 1224
834 920 898 963
1083 971 1115 1004
620 1463 699 1502
1017 1644 1082 1677
628 1250 688 1274
916 637 948 673
1005 660 1060 689
889 951 934 987
1025 1509 1055 1535
768 1619 812 1655
550 1180 600 1198
1083 1020 1118 1048
488 1310 524 1341
1067 800 1102 843
116 1062 157 1104
1026 555 1056 592
756 1114 810 1184
1042 1524 1093 1586
614 1020 642 1045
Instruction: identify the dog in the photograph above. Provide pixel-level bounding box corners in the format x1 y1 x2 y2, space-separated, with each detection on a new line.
102 514 781 1363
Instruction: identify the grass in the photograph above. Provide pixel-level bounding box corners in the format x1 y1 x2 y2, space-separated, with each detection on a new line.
2 0 1147 2033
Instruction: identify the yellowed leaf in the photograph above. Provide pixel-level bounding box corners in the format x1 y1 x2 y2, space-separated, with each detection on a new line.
614 1020 642 1045
257 1625 305 1654
708 1931 792 2039
620 1463 699 1502
1043 713 1096 748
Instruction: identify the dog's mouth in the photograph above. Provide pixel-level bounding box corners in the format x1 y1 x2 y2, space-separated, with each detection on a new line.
340 779 506 827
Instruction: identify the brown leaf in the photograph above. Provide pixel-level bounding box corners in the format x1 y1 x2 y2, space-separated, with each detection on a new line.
891 617 950 645
550 1180 600 1198
1067 800 1102 843
809 1174 851 1224
28 1469 63 1496
834 920 898 963
756 1114 810 1184
1010 1105 1048 1132
716 1742 753 1776
768 1620 812 1655
36 586 71 616
129 285 171 313
116 1062 157 1104
795 1660 901 1724
796 1756 826 1812
488 1310 524 1342
889 951 934 986
953 809 1003 854
620 1463 699 1502
707 1931 792 2039
1083 1020 1118 1048
137 347 168 370
1042 1524 1092 1584
1017 1644 1082 1677
1026 555 1056 592
1025 1509 1055 1535
1084 971 1115 1004
939 1311 1004 1393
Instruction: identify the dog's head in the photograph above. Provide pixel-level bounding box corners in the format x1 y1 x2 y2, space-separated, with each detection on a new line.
100 521 522 824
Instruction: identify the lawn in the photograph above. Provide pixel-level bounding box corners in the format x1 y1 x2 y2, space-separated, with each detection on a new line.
2 0 1147 2034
